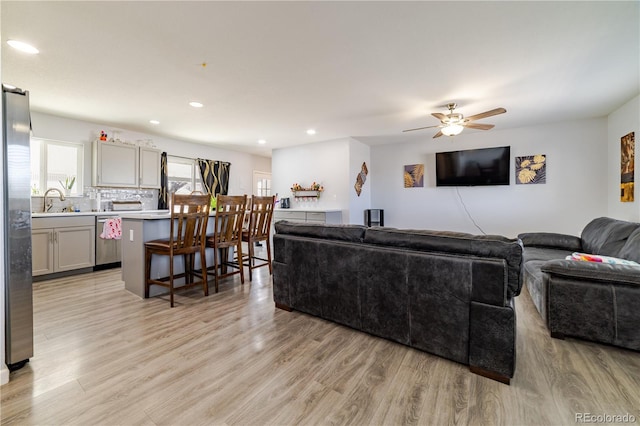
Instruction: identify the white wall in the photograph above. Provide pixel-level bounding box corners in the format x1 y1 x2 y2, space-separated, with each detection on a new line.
30 112 271 195
370 118 609 238
607 95 640 221
272 138 351 220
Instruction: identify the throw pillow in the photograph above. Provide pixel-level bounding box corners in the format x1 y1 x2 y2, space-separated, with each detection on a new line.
565 252 640 266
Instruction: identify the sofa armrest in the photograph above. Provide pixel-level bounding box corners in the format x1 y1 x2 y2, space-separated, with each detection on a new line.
541 259 640 286
518 232 582 251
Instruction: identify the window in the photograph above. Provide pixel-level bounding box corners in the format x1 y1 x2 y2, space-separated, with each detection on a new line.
31 138 84 196
167 156 203 194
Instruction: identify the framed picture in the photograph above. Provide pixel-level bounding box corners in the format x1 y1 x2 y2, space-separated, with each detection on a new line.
621 132 635 202
515 155 546 184
404 164 424 188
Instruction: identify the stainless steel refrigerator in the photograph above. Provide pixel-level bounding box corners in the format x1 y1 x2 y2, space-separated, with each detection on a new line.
2 84 34 370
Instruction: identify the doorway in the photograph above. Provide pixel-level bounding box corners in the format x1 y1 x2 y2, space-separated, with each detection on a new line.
252 171 272 196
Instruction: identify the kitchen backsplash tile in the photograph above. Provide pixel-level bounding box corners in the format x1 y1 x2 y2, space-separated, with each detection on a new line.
33 187 158 213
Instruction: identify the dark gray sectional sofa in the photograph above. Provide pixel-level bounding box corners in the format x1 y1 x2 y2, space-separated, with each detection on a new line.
519 217 640 351
272 221 524 384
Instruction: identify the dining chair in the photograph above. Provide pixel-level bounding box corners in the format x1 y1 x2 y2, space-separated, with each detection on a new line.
144 193 211 307
205 194 248 292
242 195 276 281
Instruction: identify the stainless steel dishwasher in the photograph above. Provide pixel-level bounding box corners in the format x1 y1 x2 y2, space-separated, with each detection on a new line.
95 201 142 267
95 215 122 267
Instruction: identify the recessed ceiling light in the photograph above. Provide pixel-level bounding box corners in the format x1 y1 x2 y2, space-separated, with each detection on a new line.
7 40 39 54
257 139 267 145
306 129 316 135
149 119 160 125
189 101 204 108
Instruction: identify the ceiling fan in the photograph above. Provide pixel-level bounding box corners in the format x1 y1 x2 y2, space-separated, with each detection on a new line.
403 103 506 138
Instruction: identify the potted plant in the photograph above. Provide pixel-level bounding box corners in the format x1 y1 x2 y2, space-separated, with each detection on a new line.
59 176 76 196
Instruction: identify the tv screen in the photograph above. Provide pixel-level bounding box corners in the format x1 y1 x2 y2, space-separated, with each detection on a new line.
436 146 510 186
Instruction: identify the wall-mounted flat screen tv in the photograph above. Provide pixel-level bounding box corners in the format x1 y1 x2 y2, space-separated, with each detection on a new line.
436 146 510 186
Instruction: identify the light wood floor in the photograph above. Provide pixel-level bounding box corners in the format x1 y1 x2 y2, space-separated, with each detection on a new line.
1 265 639 425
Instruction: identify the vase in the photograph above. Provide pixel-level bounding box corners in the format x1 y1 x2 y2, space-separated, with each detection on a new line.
64 189 71 197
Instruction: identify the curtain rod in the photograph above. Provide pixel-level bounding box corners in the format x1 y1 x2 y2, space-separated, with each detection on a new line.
167 154 197 161
167 154 230 165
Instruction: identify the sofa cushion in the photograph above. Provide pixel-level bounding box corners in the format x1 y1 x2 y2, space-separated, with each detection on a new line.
518 232 583 251
522 247 573 264
364 227 523 298
618 228 640 263
274 220 366 242
523 260 547 321
581 217 640 257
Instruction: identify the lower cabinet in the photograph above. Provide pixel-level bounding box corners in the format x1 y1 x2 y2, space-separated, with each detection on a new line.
32 216 95 276
273 210 342 224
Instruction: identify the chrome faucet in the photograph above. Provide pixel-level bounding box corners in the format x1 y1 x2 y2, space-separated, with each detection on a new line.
43 188 65 212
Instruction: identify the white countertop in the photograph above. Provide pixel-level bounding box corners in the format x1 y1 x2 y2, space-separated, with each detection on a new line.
118 210 172 220
33 207 343 219
32 210 165 218
274 208 342 213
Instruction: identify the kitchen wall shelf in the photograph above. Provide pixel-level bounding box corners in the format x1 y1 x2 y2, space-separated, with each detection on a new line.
292 190 322 199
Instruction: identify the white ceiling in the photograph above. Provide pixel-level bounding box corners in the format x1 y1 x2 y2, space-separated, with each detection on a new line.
2 1 638 157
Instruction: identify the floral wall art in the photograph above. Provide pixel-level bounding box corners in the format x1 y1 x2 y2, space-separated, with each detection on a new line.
516 155 546 184
621 131 635 202
404 164 424 188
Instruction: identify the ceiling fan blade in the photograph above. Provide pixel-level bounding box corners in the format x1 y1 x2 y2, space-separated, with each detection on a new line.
465 122 495 130
431 112 446 120
402 125 441 133
465 108 506 122
433 130 443 138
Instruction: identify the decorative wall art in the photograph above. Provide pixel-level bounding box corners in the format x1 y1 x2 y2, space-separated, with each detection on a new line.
515 155 546 184
354 162 368 196
621 132 635 202
404 164 424 188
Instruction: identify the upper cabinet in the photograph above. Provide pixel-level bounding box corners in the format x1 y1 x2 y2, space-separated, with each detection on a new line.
139 147 162 188
92 141 161 188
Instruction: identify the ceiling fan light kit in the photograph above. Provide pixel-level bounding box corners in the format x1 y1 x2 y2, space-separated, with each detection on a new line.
441 124 464 136
403 102 506 138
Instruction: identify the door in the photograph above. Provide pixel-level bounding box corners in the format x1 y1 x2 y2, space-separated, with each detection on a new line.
139 147 161 188
94 141 139 187
56 226 95 271
32 229 54 276
253 171 271 196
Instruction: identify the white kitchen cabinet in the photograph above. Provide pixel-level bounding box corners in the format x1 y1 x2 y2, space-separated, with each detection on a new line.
32 216 95 276
273 209 342 224
139 147 162 188
92 141 161 188
32 228 54 275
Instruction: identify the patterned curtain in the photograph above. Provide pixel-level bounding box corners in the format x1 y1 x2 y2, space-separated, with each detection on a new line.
158 152 169 209
197 158 230 197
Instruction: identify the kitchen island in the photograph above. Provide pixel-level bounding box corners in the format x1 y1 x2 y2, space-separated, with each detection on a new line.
119 210 221 298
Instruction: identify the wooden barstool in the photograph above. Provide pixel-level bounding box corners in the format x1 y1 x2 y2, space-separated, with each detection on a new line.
205 194 248 292
242 195 275 281
144 193 210 307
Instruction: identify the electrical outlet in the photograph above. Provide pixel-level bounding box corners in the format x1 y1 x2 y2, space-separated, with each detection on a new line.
129 229 134 241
